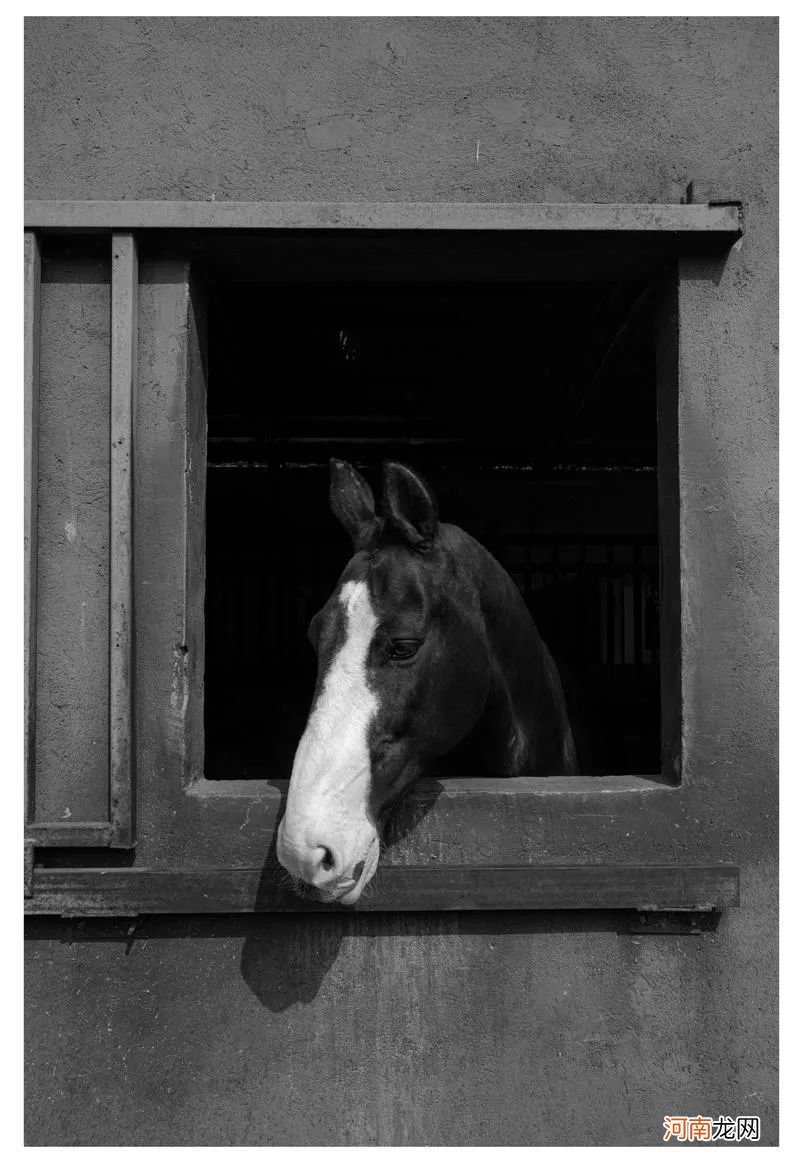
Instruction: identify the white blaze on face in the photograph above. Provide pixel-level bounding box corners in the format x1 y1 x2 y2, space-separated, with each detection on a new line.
280 579 380 889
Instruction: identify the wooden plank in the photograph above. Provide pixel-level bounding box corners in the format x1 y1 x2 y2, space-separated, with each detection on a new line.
656 270 683 783
24 232 41 826
183 274 208 790
25 822 113 848
109 233 137 846
24 200 742 235
32 245 112 830
25 863 739 915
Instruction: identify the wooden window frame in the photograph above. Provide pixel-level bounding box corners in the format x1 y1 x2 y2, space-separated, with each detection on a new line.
24 201 743 916
25 229 136 852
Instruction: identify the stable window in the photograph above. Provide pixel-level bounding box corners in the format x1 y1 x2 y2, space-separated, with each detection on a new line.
24 202 741 915
205 280 661 780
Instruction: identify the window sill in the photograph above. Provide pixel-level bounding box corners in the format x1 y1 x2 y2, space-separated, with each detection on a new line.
186 774 674 800
27 775 732 918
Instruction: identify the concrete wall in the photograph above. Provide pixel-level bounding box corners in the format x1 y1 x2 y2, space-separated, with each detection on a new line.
25 17 778 1146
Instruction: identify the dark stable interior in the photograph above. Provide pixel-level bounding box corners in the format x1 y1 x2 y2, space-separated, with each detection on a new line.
205 280 660 779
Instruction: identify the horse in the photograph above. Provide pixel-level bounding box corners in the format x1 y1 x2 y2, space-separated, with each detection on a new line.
276 459 578 904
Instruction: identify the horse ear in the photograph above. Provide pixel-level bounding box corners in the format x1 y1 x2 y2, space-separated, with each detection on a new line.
329 459 379 550
382 461 438 549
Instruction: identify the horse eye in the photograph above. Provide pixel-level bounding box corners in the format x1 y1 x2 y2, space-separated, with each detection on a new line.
388 638 421 661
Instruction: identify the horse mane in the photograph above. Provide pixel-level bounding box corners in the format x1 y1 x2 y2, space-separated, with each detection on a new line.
440 523 579 777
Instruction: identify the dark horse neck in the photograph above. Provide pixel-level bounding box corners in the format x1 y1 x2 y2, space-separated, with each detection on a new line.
443 524 578 778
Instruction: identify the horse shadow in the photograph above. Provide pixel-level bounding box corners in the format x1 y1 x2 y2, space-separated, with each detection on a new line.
239 781 444 1012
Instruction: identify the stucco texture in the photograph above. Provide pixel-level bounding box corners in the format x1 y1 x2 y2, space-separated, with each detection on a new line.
26 17 775 206
25 16 777 1147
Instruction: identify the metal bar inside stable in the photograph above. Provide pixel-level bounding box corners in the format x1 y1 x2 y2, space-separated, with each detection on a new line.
109 232 137 847
24 200 742 234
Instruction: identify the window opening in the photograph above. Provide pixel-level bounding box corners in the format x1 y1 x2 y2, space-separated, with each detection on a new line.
204 279 660 780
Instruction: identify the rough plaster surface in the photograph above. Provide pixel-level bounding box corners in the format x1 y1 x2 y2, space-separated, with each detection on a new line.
34 254 110 822
25 16 777 1146
25 862 777 1146
26 17 774 207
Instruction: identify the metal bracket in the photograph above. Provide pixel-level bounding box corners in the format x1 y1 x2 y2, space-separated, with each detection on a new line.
24 841 35 899
628 909 720 935
683 179 742 208
682 181 744 237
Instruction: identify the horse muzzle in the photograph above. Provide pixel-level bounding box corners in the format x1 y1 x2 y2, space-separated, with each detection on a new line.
276 818 380 904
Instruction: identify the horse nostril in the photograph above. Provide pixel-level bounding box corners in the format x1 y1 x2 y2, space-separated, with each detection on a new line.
352 860 365 882
319 847 334 872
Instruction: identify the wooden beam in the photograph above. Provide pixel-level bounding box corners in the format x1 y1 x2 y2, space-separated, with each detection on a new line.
25 863 739 916
109 233 137 846
24 200 742 235
656 271 683 783
25 822 114 848
24 232 40 826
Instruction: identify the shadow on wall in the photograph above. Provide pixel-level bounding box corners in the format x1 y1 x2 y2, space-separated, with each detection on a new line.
25 908 691 1020
239 783 444 1011
237 911 649 1014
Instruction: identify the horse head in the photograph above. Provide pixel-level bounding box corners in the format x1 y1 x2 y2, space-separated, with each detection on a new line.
276 459 576 904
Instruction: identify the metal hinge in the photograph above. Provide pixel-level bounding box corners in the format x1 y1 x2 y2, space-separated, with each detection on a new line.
681 180 744 237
